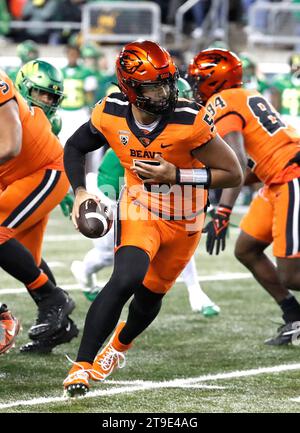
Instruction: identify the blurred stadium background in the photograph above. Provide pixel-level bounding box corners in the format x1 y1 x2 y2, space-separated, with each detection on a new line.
2 1 299 156
2 0 300 414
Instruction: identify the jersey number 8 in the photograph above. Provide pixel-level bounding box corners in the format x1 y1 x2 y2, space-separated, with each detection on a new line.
248 95 286 135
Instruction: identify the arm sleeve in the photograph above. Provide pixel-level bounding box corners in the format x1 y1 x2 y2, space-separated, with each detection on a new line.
63 120 108 192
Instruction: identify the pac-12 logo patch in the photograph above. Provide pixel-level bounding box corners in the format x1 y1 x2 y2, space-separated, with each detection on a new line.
119 130 130 146
120 135 129 145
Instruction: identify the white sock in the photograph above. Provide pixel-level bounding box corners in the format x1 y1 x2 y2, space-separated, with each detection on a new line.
181 257 215 310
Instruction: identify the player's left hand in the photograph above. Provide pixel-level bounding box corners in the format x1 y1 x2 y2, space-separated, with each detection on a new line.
203 204 232 255
60 192 74 218
131 154 177 184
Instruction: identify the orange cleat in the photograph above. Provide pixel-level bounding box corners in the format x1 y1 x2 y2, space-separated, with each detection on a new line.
63 360 93 398
0 304 20 355
91 321 132 381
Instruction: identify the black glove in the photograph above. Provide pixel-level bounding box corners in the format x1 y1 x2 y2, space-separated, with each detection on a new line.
203 204 232 255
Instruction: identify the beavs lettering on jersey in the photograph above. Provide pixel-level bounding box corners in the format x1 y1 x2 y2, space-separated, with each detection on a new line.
130 149 162 158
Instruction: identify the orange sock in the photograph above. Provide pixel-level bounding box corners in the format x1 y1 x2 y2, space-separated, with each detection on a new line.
26 272 48 291
112 328 133 352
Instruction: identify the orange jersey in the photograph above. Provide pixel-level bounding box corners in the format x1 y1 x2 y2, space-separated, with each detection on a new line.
91 93 216 219
0 70 64 188
206 88 300 185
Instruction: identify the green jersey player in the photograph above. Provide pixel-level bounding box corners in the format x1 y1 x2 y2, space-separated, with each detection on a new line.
59 43 103 195
80 42 117 104
15 59 64 134
239 53 268 93
61 44 97 112
269 53 300 129
58 43 98 145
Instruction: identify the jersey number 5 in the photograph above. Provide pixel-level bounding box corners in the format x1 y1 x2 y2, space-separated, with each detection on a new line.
133 160 171 194
248 96 286 135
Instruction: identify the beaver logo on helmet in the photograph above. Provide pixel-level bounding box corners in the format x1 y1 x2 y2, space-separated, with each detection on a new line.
120 51 143 74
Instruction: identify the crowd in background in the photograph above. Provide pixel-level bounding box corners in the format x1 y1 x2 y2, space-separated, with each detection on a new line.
2 0 300 208
0 0 292 45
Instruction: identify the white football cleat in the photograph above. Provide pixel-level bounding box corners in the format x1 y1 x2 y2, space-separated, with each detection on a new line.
71 260 98 291
189 293 220 317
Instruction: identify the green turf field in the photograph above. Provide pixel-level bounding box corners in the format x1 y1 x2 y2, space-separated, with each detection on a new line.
1 208 300 413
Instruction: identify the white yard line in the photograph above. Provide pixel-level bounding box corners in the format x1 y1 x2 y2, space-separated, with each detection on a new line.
291 396 300 402
0 283 81 295
44 234 89 242
47 262 66 268
177 272 252 283
0 362 300 410
0 272 252 295
44 231 241 242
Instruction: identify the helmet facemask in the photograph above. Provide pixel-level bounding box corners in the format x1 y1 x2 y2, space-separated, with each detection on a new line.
189 74 212 105
27 85 63 118
132 76 179 115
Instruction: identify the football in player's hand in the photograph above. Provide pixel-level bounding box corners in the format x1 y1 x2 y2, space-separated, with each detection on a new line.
76 199 113 238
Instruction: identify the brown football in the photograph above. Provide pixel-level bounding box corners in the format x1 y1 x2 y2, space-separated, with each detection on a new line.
76 199 113 239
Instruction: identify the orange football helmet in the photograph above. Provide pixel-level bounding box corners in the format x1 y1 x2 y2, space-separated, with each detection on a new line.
116 40 179 115
187 49 242 104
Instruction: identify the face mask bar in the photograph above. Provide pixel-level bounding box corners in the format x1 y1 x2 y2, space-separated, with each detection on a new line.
28 87 63 118
134 78 179 115
189 74 209 105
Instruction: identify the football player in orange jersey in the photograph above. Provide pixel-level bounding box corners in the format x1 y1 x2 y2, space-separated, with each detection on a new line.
0 303 20 355
0 68 77 351
62 40 242 397
13 59 79 353
188 48 300 346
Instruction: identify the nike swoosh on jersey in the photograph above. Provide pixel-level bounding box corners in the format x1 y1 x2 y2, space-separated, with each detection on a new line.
160 144 173 148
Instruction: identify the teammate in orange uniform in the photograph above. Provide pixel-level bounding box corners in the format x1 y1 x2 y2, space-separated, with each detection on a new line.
63 40 242 397
0 69 76 346
0 303 20 355
188 48 300 345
